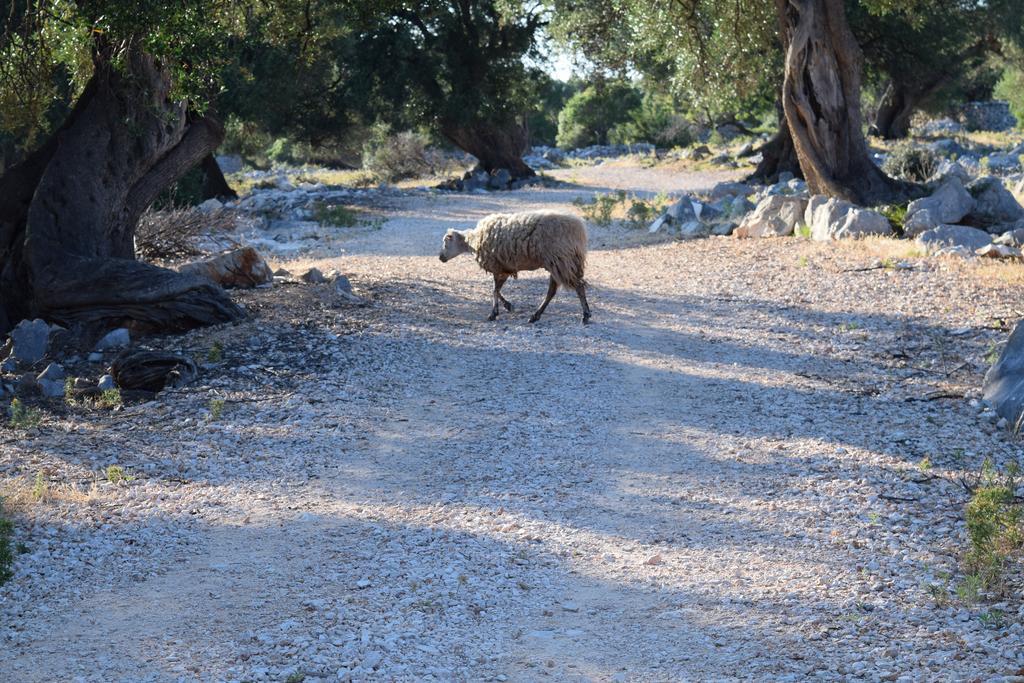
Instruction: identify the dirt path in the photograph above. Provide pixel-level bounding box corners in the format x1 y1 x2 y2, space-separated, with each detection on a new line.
3 167 1024 681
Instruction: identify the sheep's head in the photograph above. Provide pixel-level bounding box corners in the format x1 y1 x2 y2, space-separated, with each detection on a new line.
438 229 471 262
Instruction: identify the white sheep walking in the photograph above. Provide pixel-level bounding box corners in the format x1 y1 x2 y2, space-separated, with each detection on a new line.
438 211 591 324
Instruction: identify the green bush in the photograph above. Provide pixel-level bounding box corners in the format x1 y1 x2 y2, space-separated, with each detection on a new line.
611 92 694 148
882 142 939 182
556 82 642 149
361 125 432 183
994 66 1024 130
962 461 1023 595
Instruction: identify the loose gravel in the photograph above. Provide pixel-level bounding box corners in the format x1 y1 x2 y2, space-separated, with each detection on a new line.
2 164 1024 682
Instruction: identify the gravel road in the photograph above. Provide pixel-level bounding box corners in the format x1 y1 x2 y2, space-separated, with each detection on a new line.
2 166 1024 682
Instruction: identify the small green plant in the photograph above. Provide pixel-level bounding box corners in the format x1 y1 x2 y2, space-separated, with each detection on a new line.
8 399 41 429
209 398 225 421
64 378 76 403
867 511 881 524
925 580 950 607
575 191 624 226
97 389 122 409
985 340 1002 366
961 460 1023 596
956 573 983 604
795 223 812 239
839 321 862 332
32 471 47 502
105 465 133 484
284 671 306 683
979 608 1006 628
311 202 359 227
797 255 809 268
878 204 908 235
207 341 224 363
0 497 14 585
918 456 933 472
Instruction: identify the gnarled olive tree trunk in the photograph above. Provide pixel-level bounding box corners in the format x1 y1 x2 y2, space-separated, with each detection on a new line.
869 81 916 140
775 0 909 204
0 50 243 336
441 119 536 179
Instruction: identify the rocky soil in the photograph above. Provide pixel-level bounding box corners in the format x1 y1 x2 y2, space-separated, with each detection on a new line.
2 164 1024 682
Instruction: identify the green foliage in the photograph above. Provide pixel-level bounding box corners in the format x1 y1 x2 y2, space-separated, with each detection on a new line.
207 341 224 363
961 460 1023 595
361 125 432 183
97 389 122 409
311 203 359 227
8 399 41 430
105 465 133 484
572 190 670 228
31 471 46 502
527 76 577 146
209 399 226 421
878 204 908 235
994 65 1024 130
609 91 694 148
882 142 938 182
0 497 13 585
153 167 206 210
557 81 642 148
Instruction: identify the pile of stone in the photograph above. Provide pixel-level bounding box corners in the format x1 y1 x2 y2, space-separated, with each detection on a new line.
436 166 547 192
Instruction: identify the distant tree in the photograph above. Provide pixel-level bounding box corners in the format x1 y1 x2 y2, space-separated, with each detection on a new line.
347 1 548 178
556 81 642 148
852 1 1015 139
527 75 577 147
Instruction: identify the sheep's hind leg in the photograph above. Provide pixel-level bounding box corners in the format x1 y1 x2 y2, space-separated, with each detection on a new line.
576 284 591 324
529 276 559 323
488 273 509 321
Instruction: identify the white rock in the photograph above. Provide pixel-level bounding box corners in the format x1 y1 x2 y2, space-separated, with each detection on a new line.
734 195 808 238
95 328 130 351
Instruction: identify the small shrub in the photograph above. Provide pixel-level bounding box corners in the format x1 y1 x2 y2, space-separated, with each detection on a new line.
8 399 41 430
795 223 812 239
361 126 432 183
574 191 625 226
962 460 1023 594
878 204 908 236
311 203 359 227
0 498 13 585
97 389 122 409
31 471 47 502
105 465 133 484
882 142 939 182
209 399 225 421
207 341 224 363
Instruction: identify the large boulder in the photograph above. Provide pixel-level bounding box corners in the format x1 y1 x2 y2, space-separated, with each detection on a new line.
916 224 992 253
904 178 974 237
7 319 65 367
178 247 273 289
735 196 807 238
984 322 1024 426
965 177 1024 230
805 196 892 241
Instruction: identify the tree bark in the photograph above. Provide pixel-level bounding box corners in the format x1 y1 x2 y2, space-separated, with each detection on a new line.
200 154 238 200
0 50 243 336
869 81 915 139
775 0 910 204
441 120 536 179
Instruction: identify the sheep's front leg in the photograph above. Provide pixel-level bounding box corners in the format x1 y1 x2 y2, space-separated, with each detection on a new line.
575 284 591 324
487 273 509 321
495 273 513 312
529 276 559 323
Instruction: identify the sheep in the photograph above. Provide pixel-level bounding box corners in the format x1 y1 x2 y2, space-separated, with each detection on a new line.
438 210 591 324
